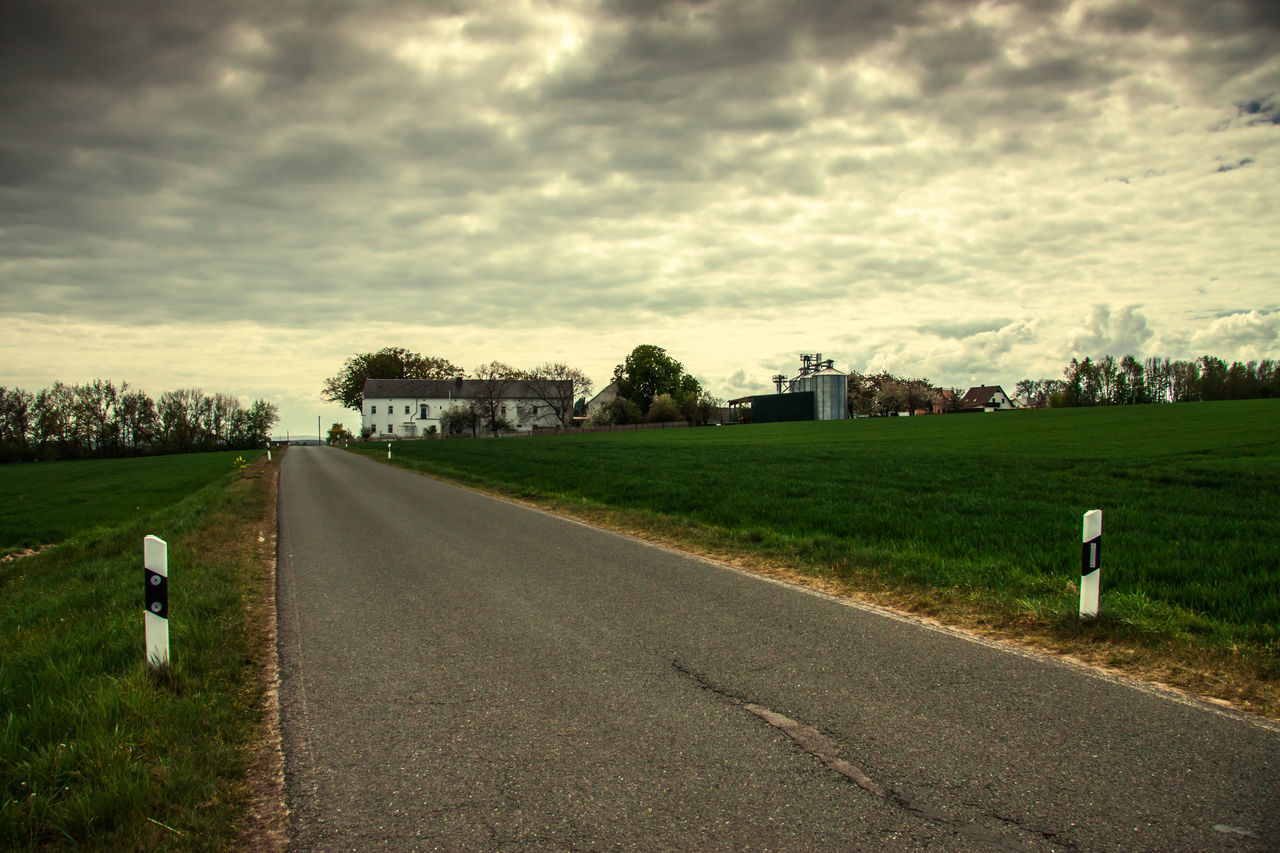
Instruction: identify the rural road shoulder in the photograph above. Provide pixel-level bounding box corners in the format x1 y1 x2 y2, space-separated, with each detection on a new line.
277 446 1278 851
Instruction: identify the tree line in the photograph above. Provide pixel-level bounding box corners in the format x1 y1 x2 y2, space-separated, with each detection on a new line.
1016 354 1279 408
0 380 279 463
586 344 723 426
843 371 944 417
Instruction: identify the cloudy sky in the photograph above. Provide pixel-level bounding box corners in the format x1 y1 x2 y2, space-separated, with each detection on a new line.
2 0 1278 436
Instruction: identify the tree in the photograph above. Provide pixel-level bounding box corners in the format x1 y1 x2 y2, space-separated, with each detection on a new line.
901 378 934 414
327 423 354 445
439 403 477 436
1170 359 1201 402
1097 355 1118 405
690 393 724 425
157 388 202 452
32 382 75 458
645 394 683 423
524 362 593 426
875 380 909 414
1144 357 1173 403
1014 379 1038 408
0 387 32 461
1223 361 1255 400
1260 359 1279 398
117 387 158 453
1118 355 1146 405
587 397 642 426
846 372 877 416
323 347 462 412
1061 357 1102 406
471 361 519 436
1198 355 1228 401
612 345 701 415
244 399 279 447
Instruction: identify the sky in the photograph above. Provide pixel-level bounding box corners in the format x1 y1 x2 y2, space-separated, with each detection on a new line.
2 0 1278 437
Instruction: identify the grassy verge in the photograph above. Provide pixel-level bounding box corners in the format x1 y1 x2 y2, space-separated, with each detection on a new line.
347 401 1280 718
1 451 278 850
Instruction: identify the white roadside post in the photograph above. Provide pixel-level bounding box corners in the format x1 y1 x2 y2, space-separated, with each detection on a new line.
1080 510 1102 620
387 441 392 460
144 535 170 668
267 442 272 462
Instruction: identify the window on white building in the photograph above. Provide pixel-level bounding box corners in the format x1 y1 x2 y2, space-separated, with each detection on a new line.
387 424 393 433
404 405 410 415
371 405 377 414
420 404 429 418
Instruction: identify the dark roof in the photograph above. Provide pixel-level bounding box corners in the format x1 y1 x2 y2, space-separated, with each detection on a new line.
959 385 1008 408
362 377 569 401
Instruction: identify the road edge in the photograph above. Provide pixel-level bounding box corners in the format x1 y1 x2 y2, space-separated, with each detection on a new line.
237 451 289 851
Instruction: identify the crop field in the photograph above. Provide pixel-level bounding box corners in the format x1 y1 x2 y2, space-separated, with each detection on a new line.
348 400 1279 660
1 451 272 849
0 450 263 555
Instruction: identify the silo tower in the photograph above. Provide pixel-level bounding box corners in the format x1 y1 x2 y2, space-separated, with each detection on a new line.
790 353 847 420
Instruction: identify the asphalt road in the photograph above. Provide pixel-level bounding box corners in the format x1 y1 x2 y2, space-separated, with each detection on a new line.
277 445 1278 851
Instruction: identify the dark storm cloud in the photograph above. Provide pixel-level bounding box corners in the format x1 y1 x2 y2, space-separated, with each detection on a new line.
599 0 931 66
899 19 1000 94
1215 157 1254 173
1084 2 1155 35
1236 96 1280 125
0 1 222 97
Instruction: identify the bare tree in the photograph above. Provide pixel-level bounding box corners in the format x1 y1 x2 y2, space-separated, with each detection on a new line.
524 362 593 426
471 361 519 435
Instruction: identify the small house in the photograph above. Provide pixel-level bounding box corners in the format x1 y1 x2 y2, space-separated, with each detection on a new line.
959 385 1012 412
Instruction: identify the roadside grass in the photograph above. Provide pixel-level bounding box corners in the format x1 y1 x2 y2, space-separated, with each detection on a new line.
0 452 260 557
1 450 274 850
348 401 1280 715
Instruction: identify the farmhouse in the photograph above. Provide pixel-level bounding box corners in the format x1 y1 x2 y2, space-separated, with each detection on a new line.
959 385 1012 411
361 377 570 437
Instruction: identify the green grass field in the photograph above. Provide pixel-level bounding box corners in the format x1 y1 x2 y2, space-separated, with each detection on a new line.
1 451 271 850
349 401 1279 661
0 451 262 556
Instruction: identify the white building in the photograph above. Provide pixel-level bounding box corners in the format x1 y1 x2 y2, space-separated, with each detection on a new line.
361 377 570 437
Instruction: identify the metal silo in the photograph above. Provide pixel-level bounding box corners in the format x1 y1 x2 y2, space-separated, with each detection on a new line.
809 366 847 420
788 353 846 420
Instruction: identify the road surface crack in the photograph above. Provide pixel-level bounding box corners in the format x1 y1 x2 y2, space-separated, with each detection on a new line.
671 660 1074 851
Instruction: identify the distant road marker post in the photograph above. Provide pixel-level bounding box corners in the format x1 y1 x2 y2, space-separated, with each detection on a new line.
144 535 169 669
1080 510 1102 620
